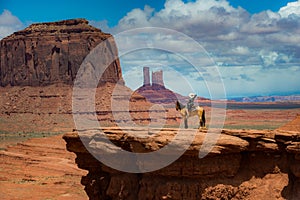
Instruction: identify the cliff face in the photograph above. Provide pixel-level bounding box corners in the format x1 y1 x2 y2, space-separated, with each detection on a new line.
63 128 300 200
0 19 123 86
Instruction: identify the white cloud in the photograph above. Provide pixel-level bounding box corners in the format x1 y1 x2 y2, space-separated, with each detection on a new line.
0 10 21 25
112 0 245 39
106 0 299 61
259 50 279 67
259 50 292 67
279 0 300 18
117 5 154 30
240 10 281 34
267 33 300 46
231 46 250 55
0 10 23 39
216 32 240 41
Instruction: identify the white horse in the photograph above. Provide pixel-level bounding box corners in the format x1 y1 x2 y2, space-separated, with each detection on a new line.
175 100 206 129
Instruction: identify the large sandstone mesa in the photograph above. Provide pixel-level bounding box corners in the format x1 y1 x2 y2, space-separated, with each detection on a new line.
0 19 124 86
63 128 300 200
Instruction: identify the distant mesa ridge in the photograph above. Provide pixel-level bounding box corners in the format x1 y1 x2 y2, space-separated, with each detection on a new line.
231 95 300 102
0 18 124 87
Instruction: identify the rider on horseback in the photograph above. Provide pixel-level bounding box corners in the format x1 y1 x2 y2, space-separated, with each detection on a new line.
187 93 197 115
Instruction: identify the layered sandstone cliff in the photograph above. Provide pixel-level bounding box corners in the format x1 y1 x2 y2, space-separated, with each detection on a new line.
63 128 300 200
0 19 123 86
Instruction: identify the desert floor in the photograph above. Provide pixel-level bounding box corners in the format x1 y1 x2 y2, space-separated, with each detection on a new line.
0 106 299 200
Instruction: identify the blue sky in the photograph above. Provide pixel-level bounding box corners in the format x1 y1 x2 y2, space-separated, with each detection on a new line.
0 0 294 25
1 0 300 98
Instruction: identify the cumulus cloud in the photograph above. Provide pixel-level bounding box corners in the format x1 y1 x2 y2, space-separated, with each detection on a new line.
113 0 246 39
240 10 281 34
279 0 300 18
259 50 279 67
106 0 299 64
259 50 293 67
0 10 23 39
117 5 154 30
231 46 250 55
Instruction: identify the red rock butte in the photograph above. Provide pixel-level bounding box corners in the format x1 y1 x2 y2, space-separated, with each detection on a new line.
135 67 186 103
0 19 124 87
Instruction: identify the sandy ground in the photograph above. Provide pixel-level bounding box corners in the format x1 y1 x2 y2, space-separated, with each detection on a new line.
0 134 88 200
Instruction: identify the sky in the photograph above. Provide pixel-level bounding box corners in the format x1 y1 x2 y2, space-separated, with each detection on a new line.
1 0 300 98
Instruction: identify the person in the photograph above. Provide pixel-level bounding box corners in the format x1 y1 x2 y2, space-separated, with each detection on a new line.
187 93 197 112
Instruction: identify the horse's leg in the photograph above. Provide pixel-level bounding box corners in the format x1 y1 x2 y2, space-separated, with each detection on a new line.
184 117 188 129
201 110 206 128
198 110 203 129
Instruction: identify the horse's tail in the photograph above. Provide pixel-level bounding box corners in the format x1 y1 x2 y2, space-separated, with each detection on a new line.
176 100 185 111
175 101 179 111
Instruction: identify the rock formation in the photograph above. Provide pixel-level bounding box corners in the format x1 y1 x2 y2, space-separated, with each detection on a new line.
152 70 164 88
143 66 150 86
136 67 209 104
135 67 185 103
0 19 124 86
63 128 300 200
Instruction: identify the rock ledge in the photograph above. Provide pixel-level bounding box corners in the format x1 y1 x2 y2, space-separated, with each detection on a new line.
63 128 300 199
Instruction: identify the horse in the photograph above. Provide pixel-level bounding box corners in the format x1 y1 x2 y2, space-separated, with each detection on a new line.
175 100 206 129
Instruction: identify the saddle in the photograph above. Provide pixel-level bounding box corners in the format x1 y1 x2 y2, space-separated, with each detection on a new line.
187 105 197 112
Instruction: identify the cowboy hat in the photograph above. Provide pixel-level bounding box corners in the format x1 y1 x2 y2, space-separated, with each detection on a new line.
188 93 196 98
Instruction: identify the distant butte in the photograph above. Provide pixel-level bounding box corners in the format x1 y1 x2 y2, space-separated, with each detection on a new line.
134 67 184 103
135 66 208 104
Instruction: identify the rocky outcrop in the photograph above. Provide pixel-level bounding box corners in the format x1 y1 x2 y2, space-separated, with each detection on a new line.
0 19 124 86
136 67 184 103
136 67 209 104
135 84 181 104
152 70 164 87
63 128 300 200
143 67 150 86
